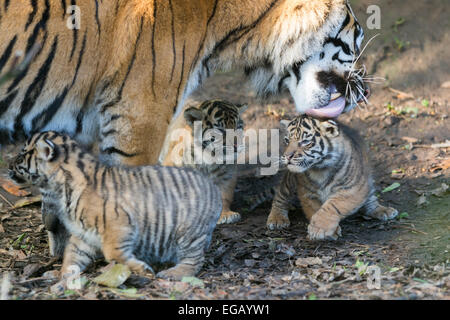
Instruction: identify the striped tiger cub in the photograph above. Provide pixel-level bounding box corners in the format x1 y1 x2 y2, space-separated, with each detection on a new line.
160 100 247 225
9 132 222 280
267 115 398 240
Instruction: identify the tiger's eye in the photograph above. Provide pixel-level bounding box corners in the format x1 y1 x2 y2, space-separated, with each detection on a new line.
300 140 313 147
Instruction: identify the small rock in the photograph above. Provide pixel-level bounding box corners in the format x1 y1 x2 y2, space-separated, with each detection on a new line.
384 116 400 127
42 270 60 279
244 259 257 267
295 257 323 267
441 81 450 89
22 264 42 279
124 275 151 288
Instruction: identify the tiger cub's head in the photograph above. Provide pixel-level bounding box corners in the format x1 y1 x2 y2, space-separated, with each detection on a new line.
9 131 75 186
280 115 342 173
184 100 247 163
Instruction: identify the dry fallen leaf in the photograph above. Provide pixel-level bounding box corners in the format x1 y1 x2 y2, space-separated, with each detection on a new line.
441 81 450 89
401 136 419 144
429 158 450 172
416 194 428 207
389 87 414 100
12 195 41 209
430 183 449 197
92 263 131 288
0 177 31 197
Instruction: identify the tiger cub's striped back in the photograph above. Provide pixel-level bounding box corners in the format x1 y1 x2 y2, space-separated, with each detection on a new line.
161 99 247 225
267 115 398 240
9 131 222 280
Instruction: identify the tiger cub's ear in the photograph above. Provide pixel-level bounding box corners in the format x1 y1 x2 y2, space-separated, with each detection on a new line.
36 139 56 161
237 104 248 114
319 120 340 138
184 107 204 128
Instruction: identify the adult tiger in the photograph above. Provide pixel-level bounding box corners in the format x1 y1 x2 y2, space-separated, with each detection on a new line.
0 0 368 166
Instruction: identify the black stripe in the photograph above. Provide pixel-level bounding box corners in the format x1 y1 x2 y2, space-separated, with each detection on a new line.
330 202 344 217
13 36 58 139
94 0 101 36
76 82 95 134
101 167 108 232
168 0 176 83
0 35 18 74
118 17 144 96
337 12 351 35
173 42 186 114
203 0 279 69
324 37 352 56
0 89 18 118
188 0 218 84
332 51 352 64
7 0 51 94
110 168 119 218
60 0 66 19
76 154 90 182
31 87 69 133
29 34 85 134
99 17 144 115
93 162 101 190
71 29 87 87
155 169 167 257
4 0 10 12
25 0 39 31
150 0 158 97
101 147 137 158
101 129 117 137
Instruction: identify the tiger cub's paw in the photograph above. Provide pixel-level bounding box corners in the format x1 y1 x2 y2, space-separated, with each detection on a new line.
307 214 341 240
366 205 398 221
266 210 290 230
217 210 241 225
126 258 155 276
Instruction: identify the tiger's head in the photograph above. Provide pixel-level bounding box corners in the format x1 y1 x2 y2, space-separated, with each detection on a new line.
184 100 247 164
242 0 368 118
9 131 71 186
280 115 342 173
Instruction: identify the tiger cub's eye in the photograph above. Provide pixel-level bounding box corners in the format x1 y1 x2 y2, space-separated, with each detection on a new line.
299 140 313 147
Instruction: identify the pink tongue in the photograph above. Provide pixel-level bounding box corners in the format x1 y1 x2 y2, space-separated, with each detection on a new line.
305 97 346 119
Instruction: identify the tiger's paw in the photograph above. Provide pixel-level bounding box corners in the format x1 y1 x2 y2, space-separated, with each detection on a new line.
366 205 398 221
125 258 155 276
266 210 290 230
307 214 341 240
217 210 241 225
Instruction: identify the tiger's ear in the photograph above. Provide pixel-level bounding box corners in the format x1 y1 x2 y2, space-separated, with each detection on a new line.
184 107 204 128
35 139 56 161
237 103 248 114
320 120 340 138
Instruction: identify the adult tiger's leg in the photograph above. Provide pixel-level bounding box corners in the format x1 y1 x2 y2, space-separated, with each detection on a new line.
98 98 173 166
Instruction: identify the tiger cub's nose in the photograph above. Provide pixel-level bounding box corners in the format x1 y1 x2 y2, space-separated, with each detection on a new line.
286 152 296 161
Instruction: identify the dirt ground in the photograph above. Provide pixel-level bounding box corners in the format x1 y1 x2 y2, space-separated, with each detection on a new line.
0 0 449 300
